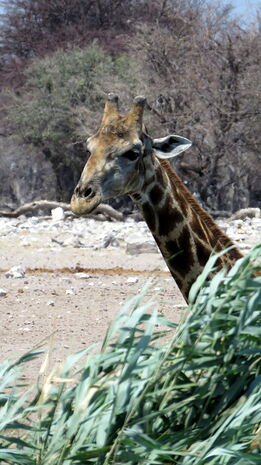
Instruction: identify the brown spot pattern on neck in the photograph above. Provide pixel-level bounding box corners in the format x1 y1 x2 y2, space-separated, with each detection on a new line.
159 159 243 260
132 158 242 301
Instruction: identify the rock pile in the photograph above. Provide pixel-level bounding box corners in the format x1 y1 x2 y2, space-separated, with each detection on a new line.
0 209 260 259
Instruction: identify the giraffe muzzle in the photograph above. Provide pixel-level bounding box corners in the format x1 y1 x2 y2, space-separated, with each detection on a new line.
70 183 102 215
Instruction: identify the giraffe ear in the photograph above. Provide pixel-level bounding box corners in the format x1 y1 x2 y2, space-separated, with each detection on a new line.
152 135 192 159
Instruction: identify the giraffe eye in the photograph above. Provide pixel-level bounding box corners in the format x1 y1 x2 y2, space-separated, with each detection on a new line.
122 149 140 161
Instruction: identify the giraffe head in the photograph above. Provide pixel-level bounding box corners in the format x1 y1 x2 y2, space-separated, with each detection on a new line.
71 94 191 215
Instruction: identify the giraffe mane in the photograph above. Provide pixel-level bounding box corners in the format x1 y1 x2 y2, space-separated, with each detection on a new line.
159 159 243 261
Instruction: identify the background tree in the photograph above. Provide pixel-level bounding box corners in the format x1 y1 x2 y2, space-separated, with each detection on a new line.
132 1 261 212
0 0 260 213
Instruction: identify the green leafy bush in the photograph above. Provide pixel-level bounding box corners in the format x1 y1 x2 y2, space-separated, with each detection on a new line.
7 46 136 200
10 46 133 146
0 244 260 464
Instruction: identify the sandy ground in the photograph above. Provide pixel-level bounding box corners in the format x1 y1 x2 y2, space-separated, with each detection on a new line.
0 232 185 381
1 212 260 383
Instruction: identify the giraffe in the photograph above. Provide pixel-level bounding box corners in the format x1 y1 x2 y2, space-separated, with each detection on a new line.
71 94 243 301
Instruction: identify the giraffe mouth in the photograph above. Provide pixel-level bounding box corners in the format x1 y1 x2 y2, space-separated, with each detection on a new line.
70 192 102 216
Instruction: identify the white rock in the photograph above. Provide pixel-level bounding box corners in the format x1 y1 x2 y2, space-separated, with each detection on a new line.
103 234 120 248
46 300 55 306
233 219 244 226
241 244 252 249
5 266 25 279
65 289 74 295
60 277 72 284
75 272 91 279
1 211 260 262
75 271 92 279
20 238 30 246
126 239 158 255
126 277 139 284
217 220 228 230
251 218 261 229
125 232 144 242
62 236 83 248
0 288 7 297
51 207 65 221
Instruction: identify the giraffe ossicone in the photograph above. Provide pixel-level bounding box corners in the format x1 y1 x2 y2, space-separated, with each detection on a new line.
71 95 242 301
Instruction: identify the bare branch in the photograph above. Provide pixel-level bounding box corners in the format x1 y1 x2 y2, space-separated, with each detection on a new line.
0 200 125 221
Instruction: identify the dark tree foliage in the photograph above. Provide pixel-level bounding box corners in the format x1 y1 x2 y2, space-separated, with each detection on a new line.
0 1 111 83
0 0 167 84
2 0 133 50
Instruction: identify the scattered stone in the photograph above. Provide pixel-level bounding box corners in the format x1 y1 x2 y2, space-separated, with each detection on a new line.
251 218 261 229
65 289 74 295
103 234 120 248
240 244 252 250
216 220 228 232
20 238 30 246
30 217 39 225
0 211 259 261
60 277 72 284
0 288 7 297
126 236 158 255
46 300 55 306
75 272 91 279
5 266 25 279
51 207 65 221
51 237 64 246
62 236 83 248
126 277 139 284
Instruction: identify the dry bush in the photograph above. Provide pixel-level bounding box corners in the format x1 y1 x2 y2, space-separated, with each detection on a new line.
131 1 261 212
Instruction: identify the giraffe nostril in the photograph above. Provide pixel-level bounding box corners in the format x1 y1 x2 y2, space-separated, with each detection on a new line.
74 184 96 200
84 187 96 199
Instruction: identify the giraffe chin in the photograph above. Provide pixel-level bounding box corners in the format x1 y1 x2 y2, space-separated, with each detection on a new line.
70 194 101 216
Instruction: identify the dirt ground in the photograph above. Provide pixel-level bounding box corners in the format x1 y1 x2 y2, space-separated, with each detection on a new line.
0 234 185 382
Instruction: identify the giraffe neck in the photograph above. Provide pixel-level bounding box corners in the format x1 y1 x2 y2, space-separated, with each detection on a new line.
131 158 242 301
